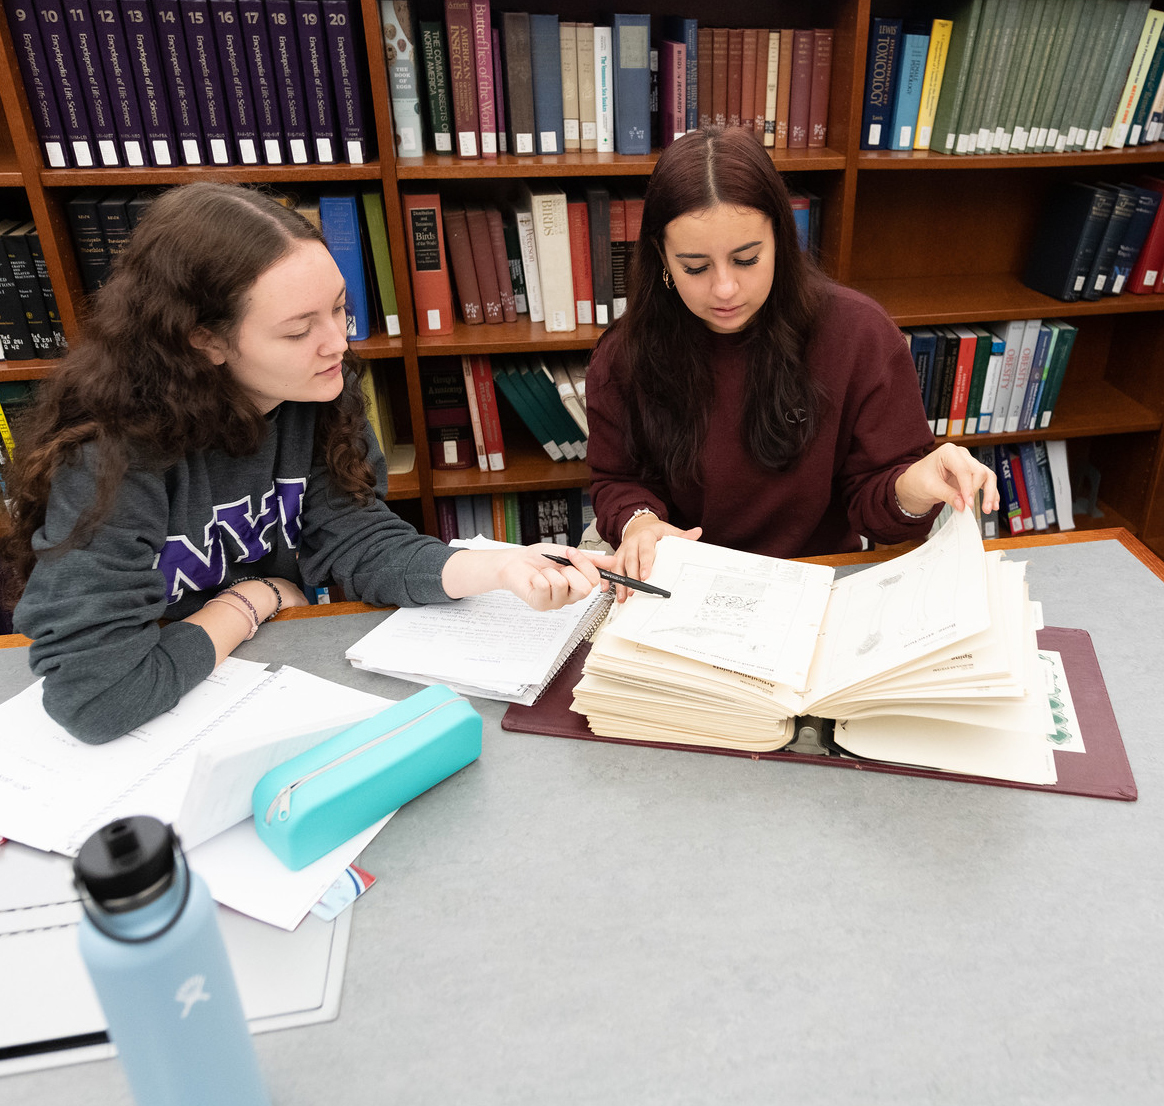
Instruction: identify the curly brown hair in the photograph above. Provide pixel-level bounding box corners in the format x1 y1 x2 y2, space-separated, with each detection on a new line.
0 182 376 600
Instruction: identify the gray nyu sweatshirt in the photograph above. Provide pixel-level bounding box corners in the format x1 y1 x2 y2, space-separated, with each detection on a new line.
15 401 455 742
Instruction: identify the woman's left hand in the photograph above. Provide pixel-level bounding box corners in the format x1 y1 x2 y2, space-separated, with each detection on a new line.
895 442 1001 517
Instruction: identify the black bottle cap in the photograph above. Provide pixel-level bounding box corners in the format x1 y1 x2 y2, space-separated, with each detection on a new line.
74 816 176 905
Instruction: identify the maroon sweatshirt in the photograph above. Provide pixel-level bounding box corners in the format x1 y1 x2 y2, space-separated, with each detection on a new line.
587 284 940 558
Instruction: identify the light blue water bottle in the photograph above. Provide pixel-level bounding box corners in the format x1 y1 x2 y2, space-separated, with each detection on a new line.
74 816 270 1106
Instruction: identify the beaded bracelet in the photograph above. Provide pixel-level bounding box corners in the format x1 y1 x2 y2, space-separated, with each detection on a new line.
231 576 283 622
205 594 259 640
894 493 932 520
219 587 262 630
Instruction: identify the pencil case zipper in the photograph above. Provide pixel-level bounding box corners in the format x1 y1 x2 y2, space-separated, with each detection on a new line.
264 696 468 826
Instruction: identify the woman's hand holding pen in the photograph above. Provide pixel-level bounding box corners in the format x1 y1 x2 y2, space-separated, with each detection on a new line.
613 513 703 603
896 442 1002 517
442 544 616 611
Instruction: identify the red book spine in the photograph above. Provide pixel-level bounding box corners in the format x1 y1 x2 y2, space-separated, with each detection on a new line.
442 203 483 324
740 29 758 133
807 28 833 148
1008 447 1034 531
403 193 455 336
444 0 479 157
660 39 686 146
465 204 503 323
711 28 728 128
947 332 974 436
696 27 713 129
753 30 770 135
787 30 814 148
566 199 595 326
471 0 496 156
461 355 488 471
485 207 517 322
1130 177 1164 293
726 28 743 127
471 354 507 471
774 30 794 149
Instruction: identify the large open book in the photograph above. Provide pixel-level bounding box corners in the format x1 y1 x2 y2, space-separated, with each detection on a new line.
571 509 1062 786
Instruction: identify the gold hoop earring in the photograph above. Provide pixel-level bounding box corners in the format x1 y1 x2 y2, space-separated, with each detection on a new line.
662 267 673 290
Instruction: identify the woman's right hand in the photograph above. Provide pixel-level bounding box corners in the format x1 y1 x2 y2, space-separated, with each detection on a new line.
613 513 702 602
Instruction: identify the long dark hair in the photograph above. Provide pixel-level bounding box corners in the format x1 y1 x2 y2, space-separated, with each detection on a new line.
0 182 375 596
613 127 826 488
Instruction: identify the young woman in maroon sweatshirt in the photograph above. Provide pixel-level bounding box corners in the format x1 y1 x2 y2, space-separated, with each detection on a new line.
587 127 999 595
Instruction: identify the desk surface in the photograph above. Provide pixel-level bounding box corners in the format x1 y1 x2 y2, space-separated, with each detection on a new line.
4 532 1163 1106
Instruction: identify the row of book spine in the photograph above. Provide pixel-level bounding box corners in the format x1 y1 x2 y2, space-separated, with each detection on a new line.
422 351 587 474
435 488 591 547
0 219 67 362
0 381 39 496
4 0 371 169
402 183 819 338
386 3 833 158
64 186 399 340
864 0 1164 156
958 440 1076 539
1023 176 1164 302
904 317 1078 439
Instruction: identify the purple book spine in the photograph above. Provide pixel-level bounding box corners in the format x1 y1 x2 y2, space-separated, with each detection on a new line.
320 0 366 163
117 0 177 166
3 0 70 166
208 0 258 162
31 0 96 165
178 0 235 164
89 0 147 165
293 0 336 163
63 0 121 164
264 0 310 163
150 0 205 163
235 0 283 162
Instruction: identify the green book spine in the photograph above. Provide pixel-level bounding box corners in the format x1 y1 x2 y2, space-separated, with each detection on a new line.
1088 0 1152 149
501 215 528 314
516 356 581 458
1128 33 1164 144
1036 321 1078 430
1043 0 1092 150
1009 0 1060 149
963 327 993 434
953 0 1004 153
929 0 986 152
1063 0 1123 151
492 361 563 461
419 21 454 154
359 191 400 337
975 0 1025 153
996 0 1047 151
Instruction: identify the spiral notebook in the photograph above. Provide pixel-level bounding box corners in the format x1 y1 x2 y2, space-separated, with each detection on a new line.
346 587 612 705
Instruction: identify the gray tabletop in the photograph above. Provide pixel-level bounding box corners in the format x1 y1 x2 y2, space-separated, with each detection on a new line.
4 537 1163 1106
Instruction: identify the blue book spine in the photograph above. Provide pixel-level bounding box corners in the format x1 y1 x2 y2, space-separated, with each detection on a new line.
1017 442 1047 530
860 17 901 149
294 0 336 162
3 0 71 166
235 0 283 163
908 328 938 413
321 0 367 164
528 13 563 154
1111 185 1162 295
89 0 148 166
612 13 650 155
149 0 204 163
886 29 928 150
31 0 97 166
1018 324 1051 432
63 0 122 164
179 0 235 164
208 0 259 163
264 0 311 164
318 193 370 341
663 15 697 133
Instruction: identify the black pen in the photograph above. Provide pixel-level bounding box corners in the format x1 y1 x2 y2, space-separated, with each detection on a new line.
541 553 672 598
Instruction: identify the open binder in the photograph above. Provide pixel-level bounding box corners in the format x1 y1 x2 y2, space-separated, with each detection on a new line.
501 627 1137 802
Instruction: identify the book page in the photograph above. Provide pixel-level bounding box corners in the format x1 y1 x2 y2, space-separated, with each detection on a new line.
602 536 835 687
805 508 991 705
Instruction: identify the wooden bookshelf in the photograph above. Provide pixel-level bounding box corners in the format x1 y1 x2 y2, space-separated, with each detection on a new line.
1 0 1164 558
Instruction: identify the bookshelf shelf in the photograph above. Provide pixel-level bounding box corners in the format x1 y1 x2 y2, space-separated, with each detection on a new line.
0 359 60 381
38 163 387 189
351 335 405 359
432 448 590 497
857 142 1164 171
417 318 603 357
385 465 421 501
854 273 1164 328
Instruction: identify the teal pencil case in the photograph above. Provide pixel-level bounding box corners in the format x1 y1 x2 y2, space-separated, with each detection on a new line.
251 684 482 870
